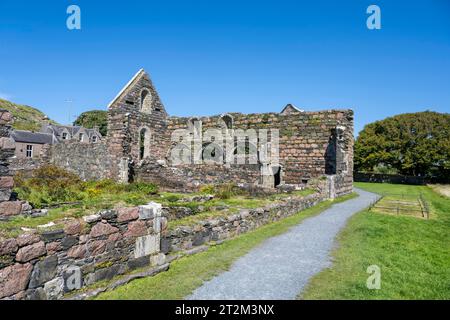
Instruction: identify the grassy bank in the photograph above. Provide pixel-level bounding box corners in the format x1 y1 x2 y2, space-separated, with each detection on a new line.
301 182 450 299
95 193 357 300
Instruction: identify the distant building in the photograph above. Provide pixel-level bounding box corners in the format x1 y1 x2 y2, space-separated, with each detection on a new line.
10 124 102 159
10 130 56 159
40 124 102 143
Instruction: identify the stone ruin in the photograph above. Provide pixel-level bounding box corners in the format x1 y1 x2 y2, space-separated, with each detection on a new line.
0 110 31 217
0 70 355 299
43 69 354 197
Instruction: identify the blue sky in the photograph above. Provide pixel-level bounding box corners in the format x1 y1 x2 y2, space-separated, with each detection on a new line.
0 0 449 134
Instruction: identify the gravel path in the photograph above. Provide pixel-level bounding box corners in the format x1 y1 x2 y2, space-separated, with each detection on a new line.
188 188 379 300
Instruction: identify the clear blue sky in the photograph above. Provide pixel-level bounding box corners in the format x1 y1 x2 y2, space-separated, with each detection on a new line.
0 0 449 134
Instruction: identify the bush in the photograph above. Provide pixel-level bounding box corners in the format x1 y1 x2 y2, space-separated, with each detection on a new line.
215 184 240 200
14 165 85 208
199 184 215 195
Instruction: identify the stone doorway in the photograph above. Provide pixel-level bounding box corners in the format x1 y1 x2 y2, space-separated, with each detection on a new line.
273 165 282 188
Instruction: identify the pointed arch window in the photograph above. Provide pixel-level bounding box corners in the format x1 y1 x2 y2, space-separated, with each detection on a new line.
140 89 152 114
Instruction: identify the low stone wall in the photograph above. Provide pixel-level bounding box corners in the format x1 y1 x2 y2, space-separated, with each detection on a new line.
1 180 342 300
161 192 326 254
0 203 166 300
353 172 449 185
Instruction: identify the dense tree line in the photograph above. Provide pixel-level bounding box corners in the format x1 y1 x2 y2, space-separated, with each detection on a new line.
355 111 450 180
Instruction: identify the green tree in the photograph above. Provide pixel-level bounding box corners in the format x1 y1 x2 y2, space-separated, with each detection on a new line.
73 110 108 136
355 111 450 179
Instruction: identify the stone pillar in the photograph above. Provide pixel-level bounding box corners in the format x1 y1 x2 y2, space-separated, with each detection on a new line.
135 202 165 266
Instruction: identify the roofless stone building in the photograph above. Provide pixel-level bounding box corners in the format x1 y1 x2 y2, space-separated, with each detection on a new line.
45 69 353 197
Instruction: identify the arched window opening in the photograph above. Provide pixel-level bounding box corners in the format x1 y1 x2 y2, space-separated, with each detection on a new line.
140 89 152 114
220 114 233 130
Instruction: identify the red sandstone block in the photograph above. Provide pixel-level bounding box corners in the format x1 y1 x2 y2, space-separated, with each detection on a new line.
0 238 18 255
0 263 33 299
117 207 139 223
89 222 119 238
0 201 22 217
15 241 46 262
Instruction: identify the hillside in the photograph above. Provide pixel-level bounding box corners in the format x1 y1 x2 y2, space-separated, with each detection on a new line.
0 98 58 131
73 110 108 136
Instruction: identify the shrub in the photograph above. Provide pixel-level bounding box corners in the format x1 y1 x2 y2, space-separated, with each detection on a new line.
199 184 215 194
215 183 240 200
14 165 84 208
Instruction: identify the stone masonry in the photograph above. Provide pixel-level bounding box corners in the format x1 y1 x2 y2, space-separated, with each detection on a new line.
46 69 353 196
0 110 29 218
0 202 165 300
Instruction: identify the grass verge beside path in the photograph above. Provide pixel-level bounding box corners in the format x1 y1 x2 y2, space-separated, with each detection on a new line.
300 183 450 300
95 193 357 300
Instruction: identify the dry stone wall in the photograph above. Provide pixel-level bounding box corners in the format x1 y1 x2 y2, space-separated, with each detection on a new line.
0 182 334 300
161 191 326 254
0 202 165 300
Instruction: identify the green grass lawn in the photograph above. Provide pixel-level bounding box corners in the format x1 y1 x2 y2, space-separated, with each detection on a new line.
95 193 357 300
301 182 450 300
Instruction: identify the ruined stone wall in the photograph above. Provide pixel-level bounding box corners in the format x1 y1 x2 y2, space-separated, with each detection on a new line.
0 203 165 300
47 140 114 181
0 110 15 203
0 110 28 218
0 185 332 300
134 109 353 194
135 159 261 191
107 70 169 183
161 191 326 254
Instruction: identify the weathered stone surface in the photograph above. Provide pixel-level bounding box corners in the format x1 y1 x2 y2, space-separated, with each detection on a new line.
29 255 58 289
107 232 122 243
0 189 12 202
46 241 62 255
0 238 18 255
139 202 161 220
62 266 82 292
127 256 150 270
150 253 166 266
43 277 64 300
40 229 65 243
99 209 117 220
89 222 119 238
91 265 121 283
25 287 47 300
64 220 82 235
87 239 106 256
16 233 40 247
134 234 160 258
83 214 101 224
67 245 86 259
0 263 33 299
124 220 147 238
117 207 139 223
61 236 78 250
0 176 14 188
15 241 46 262
0 201 22 216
